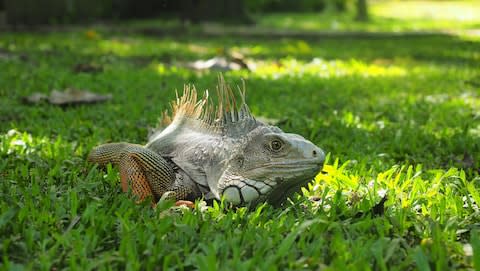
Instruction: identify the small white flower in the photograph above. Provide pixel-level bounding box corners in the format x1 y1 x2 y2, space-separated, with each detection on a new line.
463 244 473 256
377 189 387 198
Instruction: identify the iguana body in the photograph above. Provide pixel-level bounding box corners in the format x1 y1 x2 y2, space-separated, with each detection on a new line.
88 76 325 206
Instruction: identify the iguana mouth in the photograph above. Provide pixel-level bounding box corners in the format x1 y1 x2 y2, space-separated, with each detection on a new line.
265 175 316 206
244 160 323 178
228 167 321 206
248 159 324 170
239 159 323 206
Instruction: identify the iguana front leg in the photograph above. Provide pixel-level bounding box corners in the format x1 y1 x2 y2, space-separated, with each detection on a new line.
88 142 193 206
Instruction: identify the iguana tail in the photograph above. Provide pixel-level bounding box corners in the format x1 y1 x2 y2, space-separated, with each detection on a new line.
87 142 133 166
88 142 192 205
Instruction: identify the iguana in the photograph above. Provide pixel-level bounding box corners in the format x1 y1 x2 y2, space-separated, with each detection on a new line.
88 76 325 207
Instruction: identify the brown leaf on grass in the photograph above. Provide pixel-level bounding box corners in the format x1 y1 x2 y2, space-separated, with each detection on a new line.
49 88 112 105
187 55 252 72
0 50 15 60
188 57 242 71
22 93 49 104
229 51 250 70
23 88 112 106
73 63 103 73
0 48 28 61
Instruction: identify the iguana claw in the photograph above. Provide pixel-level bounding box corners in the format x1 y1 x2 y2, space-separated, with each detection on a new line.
175 200 195 208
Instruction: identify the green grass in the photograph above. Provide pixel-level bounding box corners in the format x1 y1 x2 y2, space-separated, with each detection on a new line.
256 0 480 32
1 3 480 270
119 0 480 35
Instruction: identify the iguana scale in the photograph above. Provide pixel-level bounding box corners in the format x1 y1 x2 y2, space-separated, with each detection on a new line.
88 76 325 207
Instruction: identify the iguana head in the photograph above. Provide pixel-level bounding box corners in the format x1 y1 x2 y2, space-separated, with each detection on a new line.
148 75 325 206
217 123 325 206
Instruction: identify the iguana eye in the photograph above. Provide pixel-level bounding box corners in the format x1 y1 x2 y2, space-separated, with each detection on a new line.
270 140 283 151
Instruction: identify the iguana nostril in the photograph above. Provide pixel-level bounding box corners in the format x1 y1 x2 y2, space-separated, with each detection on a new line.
312 150 317 156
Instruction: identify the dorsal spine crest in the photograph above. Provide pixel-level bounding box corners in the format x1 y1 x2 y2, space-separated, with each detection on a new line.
158 74 256 136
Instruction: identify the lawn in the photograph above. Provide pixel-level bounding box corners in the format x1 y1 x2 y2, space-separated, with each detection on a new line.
124 0 480 34
256 0 480 32
1 1 480 270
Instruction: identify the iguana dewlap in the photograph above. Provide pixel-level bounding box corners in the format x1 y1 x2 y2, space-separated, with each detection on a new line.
88 76 325 207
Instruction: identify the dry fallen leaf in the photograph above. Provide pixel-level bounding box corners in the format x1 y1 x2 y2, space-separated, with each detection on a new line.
23 88 112 106
188 57 238 71
73 63 103 73
22 93 48 104
187 56 252 71
85 30 99 40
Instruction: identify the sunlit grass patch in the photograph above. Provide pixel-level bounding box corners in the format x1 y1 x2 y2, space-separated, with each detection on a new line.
98 39 134 56
96 37 198 58
0 129 88 188
373 0 480 22
257 0 480 32
249 58 407 79
312 159 479 219
0 129 84 160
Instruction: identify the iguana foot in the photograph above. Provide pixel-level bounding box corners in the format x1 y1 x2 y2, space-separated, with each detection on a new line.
175 200 195 208
159 192 195 208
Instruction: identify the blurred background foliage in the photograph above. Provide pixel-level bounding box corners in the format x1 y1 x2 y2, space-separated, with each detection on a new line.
2 0 363 25
2 0 478 33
